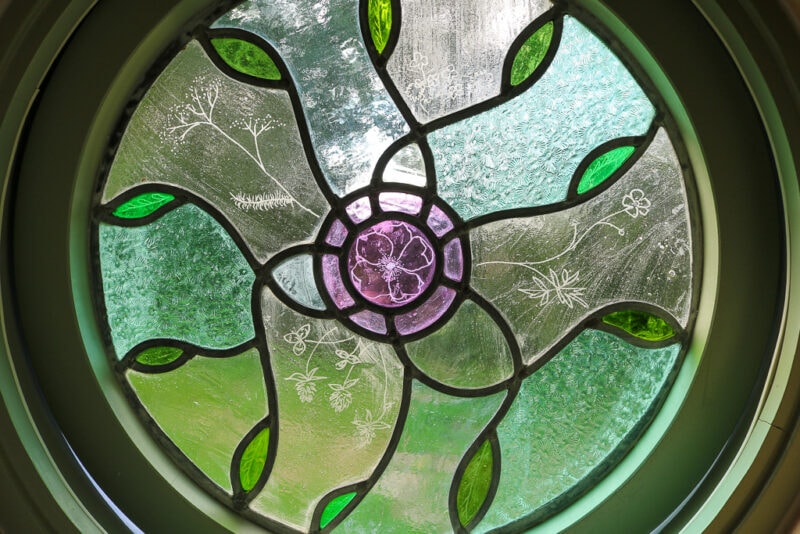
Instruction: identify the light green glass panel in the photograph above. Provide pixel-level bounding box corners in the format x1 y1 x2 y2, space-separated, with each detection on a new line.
510 21 555 86
134 346 183 367
476 330 679 530
249 290 404 531
368 0 392 54
456 438 493 527
111 192 175 219
239 428 270 492
602 309 676 341
471 129 691 367
127 349 268 493
211 37 281 80
405 300 513 389
272 253 326 311
320 491 357 529
100 204 255 358
102 40 328 263
338 381 505 533
577 145 636 194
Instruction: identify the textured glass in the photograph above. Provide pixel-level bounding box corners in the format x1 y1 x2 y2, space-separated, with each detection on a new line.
456 438 493 527
239 428 270 491
347 221 436 307
349 310 388 334
367 0 392 54
127 349 268 493
325 218 349 247
603 309 676 341
134 346 183 367
251 290 404 530
322 254 355 310
378 192 423 215
272 254 326 311
426 204 454 237
433 17 655 221
382 144 427 187
210 37 281 80
214 0 409 195
405 300 513 389
395 286 457 335
477 330 680 530
346 197 372 223
320 492 358 529
102 40 327 263
111 192 175 219
386 0 552 123
510 21 555 86
577 145 636 194
471 128 691 365
100 204 255 357
443 238 464 281
338 381 505 532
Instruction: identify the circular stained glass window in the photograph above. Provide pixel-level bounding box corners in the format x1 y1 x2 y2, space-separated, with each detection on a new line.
93 0 698 531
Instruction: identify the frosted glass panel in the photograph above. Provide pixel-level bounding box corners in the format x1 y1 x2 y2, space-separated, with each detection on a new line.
470 129 692 366
102 41 328 263
432 16 655 221
127 349 268 493
251 290 404 530
382 144 427 187
387 0 552 123
99 204 255 357
338 381 505 532
477 330 680 530
214 0 409 196
272 253 326 311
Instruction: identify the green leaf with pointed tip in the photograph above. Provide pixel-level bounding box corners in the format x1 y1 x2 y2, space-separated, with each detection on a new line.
211 37 281 81
112 192 175 219
239 427 270 492
510 21 555 86
602 310 676 342
320 491 358 529
577 145 636 194
368 0 392 54
134 346 183 366
456 438 493 527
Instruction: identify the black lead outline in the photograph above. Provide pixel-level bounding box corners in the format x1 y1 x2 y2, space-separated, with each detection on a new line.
88 0 702 531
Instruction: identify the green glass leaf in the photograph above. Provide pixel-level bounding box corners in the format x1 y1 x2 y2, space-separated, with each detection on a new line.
111 192 175 219
320 491 357 529
510 21 555 86
134 346 183 366
456 438 494 527
239 427 270 492
211 37 281 81
602 310 676 342
368 0 393 54
577 145 636 194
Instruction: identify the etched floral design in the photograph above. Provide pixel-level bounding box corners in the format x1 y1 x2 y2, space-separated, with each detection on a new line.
519 268 588 309
622 188 651 218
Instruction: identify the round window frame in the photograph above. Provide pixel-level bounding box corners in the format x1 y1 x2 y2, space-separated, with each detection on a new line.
1 0 797 532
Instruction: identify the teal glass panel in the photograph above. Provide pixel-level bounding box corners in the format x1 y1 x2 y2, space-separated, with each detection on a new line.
405 300 514 389
476 330 680 530
213 0 409 196
320 491 357 529
602 309 676 341
272 253 326 311
111 192 175 219
432 16 655 220
510 21 555 86
456 438 494 527
239 427 270 492
470 129 691 367
210 37 282 80
577 145 636 194
367 0 392 54
338 381 505 533
126 349 268 493
101 40 328 264
100 204 255 358
249 290 404 530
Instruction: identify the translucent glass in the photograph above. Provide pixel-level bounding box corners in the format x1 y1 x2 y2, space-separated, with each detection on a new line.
443 238 464 281
325 218 349 247
386 0 552 123
577 145 636 194
349 310 388 335
210 37 281 80
456 438 493 527
510 21 555 86
367 0 393 54
470 129 691 365
272 253 326 311
214 0 409 196
102 41 327 263
322 254 355 309
99 204 254 357
338 381 505 532
382 144 427 187
378 192 423 215
405 300 514 389
252 291 404 529
126 349 268 493
433 17 656 221
603 309 676 341
346 197 372 223
477 330 680 530
426 204 454 237
394 286 457 335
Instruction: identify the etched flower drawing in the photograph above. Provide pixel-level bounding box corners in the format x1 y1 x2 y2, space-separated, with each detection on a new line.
95 1 697 532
